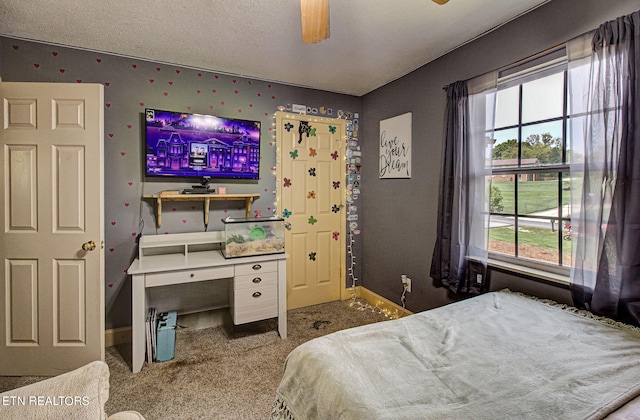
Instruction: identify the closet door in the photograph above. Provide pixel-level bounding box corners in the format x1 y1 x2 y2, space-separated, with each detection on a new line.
276 112 346 309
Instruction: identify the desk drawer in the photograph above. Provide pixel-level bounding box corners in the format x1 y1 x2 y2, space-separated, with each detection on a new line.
234 272 277 291
234 261 277 276
231 284 277 325
146 266 234 287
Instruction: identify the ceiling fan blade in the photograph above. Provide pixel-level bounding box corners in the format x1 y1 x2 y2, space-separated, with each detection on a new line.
301 0 330 44
432 0 450 4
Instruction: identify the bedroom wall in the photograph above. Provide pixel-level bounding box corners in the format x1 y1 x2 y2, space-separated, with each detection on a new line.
0 37 362 329
359 0 640 312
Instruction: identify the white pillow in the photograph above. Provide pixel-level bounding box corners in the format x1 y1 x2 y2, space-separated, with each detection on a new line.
0 360 109 420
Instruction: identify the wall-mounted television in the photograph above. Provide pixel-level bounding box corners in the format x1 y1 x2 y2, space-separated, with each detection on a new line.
144 108 261 180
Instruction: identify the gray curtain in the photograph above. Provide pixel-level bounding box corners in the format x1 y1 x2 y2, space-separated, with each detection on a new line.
568 10 640 324
431 81 469 294
431 75 496 294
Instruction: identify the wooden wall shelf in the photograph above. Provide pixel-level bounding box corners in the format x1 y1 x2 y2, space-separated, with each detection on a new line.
143 193 260 228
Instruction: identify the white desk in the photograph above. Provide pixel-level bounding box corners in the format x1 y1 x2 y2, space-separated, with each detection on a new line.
128 250 287 373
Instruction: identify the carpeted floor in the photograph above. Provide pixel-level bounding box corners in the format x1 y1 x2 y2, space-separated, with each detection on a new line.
0 299 391 419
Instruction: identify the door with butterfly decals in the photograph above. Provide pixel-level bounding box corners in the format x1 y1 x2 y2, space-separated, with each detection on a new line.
276 112 346 309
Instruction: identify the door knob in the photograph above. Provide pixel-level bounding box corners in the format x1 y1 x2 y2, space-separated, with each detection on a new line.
284 221 292 230
82 241 97 251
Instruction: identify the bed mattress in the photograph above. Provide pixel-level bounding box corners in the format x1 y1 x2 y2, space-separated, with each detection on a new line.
272 291 640 419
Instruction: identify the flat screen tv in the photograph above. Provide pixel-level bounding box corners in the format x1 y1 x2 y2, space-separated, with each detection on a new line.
144 108 261 180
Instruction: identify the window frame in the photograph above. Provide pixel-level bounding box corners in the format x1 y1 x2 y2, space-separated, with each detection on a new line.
487 49 571 276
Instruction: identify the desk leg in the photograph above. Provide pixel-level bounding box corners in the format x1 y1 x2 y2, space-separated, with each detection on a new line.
131 273 146 373
277 259 287 339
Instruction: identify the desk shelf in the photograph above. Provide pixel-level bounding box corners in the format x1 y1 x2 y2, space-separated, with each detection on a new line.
138 231 225 261
143 193 260 228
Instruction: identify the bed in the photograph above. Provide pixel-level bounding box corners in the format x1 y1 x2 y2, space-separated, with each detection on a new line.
271 290 640 420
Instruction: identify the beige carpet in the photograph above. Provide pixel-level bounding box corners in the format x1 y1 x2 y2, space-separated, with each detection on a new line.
0 299 390 419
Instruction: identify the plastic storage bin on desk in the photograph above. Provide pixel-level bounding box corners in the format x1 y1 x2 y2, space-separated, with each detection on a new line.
222 216 285 258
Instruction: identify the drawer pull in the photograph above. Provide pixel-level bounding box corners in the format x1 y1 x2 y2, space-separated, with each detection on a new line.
252 264 262 270
252 292 262 298
190 273 195 278
252 277 262 284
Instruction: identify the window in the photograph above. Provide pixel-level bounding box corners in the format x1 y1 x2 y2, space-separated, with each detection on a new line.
488 50 571 270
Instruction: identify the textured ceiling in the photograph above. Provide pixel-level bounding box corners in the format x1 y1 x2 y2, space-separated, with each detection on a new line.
0 0 551 96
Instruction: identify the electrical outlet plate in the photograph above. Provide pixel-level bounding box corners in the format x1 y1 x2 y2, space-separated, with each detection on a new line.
402 276 411 293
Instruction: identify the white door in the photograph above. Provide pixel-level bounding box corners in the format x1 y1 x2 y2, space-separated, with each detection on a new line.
276 112 346 309
0 82 104 375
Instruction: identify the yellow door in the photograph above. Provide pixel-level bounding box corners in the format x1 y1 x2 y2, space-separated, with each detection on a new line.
0 82 104 375
276 112 346 309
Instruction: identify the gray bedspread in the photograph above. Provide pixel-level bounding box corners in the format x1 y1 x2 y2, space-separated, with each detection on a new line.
272 291 640 419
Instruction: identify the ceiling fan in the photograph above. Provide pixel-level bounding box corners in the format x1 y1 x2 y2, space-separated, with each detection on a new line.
300 0 450 44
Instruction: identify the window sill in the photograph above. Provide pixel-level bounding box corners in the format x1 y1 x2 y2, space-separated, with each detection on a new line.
486 258 570 288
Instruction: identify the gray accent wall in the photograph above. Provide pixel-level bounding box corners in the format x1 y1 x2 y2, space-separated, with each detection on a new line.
2 0 639 330
0 38 361 329
359 0 640 312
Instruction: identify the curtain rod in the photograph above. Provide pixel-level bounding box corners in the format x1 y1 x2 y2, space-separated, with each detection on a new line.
442 41 566 92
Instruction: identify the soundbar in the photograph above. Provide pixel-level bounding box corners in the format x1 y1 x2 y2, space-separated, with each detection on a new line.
182 188 215 194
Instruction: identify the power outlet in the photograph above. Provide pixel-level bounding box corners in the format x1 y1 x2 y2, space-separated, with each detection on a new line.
401 275 411 293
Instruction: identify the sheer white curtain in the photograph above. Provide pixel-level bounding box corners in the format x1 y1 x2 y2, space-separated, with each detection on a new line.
431 72 496 294
567 10 640 323
567 26 617 303
467 73 498 268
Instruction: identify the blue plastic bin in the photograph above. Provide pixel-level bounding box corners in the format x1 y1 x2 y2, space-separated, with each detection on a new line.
156 311 177 362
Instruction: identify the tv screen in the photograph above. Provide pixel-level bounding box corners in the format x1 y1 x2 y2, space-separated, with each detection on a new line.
144 108 261 180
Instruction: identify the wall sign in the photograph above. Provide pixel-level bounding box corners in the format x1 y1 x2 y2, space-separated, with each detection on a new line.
379 112 411 179
292 103 307 114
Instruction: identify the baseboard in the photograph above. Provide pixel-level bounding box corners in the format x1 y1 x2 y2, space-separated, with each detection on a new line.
105 326 132 347
107 288 411 346
343 286 413 317
106 308 231 347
